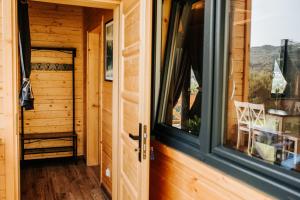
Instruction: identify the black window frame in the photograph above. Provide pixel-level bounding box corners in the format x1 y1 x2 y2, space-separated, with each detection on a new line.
152 0 215 159
151 0 300 199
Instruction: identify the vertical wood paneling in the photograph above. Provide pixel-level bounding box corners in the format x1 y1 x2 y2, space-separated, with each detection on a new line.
21 2 85 159
100 11 113 195
86 25 100 166
1 0 18 198
85 7 113 194
101 81 113 193
0 0 6 198
226 0 249 142
118 0 153 199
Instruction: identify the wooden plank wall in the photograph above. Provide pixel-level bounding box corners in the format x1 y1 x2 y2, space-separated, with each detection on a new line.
24 51 75 159
150 141 273 200
86 27 101 166
100 11 113 195
226 0 250 142
84 8 113 194
22 1 85 159
101 79 113 194
0 0 6 198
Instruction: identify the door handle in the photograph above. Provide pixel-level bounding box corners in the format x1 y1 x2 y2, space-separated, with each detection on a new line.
129 133 140 140
128 123 142 162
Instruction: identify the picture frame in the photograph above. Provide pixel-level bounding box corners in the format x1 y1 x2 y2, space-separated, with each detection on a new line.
104 20 113 81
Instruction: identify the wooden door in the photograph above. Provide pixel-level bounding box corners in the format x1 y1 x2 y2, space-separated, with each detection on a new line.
117 0 152 199
87 27 101 166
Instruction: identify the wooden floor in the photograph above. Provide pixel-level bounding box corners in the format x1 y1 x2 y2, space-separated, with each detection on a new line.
21 158 107 200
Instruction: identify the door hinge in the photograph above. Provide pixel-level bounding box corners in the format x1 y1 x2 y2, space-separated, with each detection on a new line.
142 125 147 160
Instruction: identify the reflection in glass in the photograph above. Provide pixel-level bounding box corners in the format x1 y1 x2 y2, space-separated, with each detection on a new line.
225 0 300 172
157 0 205 136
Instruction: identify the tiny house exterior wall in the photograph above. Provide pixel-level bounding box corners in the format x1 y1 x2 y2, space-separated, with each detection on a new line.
150 141 273 199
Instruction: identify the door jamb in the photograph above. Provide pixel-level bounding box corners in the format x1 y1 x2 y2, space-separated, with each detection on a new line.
86 25 101 166
3 0 19 199
112 5 120 200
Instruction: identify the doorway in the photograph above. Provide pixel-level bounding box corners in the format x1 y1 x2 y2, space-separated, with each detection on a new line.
86 9 114 194
6 0 152 199
18 1 116 199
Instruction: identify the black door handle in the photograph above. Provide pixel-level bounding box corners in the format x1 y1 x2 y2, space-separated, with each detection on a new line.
129 133 140 140
128 123 142 162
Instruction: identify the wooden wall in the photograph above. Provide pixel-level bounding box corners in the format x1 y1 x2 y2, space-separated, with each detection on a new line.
226 0 250 142
21 1 85 159
0 0 6 198
101 76 113 194
150 141 273 200
100 11 113 195
24 51 76 159
84 8 113 194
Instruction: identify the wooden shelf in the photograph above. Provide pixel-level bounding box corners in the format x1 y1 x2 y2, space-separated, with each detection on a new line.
23 132 76 140
24 146 74 155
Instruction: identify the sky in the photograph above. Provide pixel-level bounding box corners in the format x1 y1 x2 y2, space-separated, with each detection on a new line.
250 0 300 47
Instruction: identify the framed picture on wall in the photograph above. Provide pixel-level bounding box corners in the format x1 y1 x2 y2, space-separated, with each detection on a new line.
105 20 113 81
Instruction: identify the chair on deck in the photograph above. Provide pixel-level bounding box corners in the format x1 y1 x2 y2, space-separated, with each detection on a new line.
249 103 266 154
249 103 266 127
234 101 251 154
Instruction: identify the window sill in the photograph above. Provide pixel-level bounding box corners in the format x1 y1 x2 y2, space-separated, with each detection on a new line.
153 125 203 161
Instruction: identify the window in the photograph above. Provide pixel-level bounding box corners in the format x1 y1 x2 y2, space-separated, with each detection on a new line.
157 0 205 136
152 0 300 198
225 0 300 173
210 0 300 197
154 0 207 146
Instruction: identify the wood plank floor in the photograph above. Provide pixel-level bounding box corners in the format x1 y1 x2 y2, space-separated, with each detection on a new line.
21 158 107 200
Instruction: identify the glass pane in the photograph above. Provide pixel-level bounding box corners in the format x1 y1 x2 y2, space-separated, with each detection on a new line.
158 0 205 136
225 0 300 172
